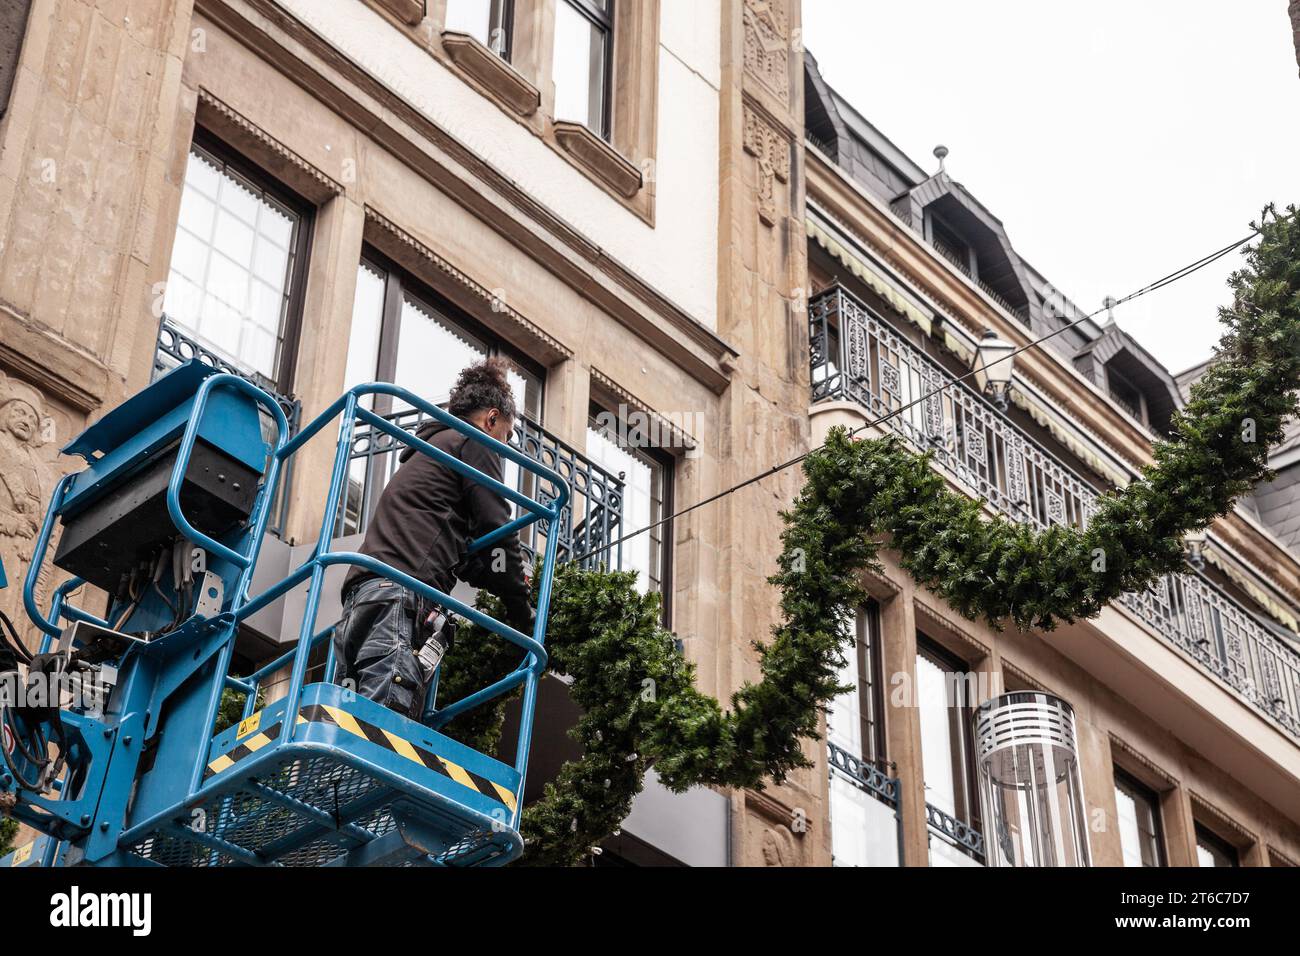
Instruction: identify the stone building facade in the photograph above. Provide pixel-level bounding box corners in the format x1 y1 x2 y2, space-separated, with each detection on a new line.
0 0 817 866
0 0 1297 867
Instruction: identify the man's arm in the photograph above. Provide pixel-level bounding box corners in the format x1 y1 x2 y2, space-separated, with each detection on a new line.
459 437 532 630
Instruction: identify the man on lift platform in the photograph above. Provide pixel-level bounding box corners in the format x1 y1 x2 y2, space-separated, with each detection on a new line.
335 358 533 718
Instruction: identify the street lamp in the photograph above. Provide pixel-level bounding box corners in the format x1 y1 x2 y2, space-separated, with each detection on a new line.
1184 528 1208 570
972 327 1016 410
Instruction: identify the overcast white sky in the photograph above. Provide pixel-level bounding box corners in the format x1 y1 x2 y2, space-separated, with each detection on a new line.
802 0 1299 375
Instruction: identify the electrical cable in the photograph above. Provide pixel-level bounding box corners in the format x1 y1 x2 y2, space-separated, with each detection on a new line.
574 214 1284 565
0 608 32 667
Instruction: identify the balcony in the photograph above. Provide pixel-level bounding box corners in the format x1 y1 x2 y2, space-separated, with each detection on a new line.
810 285 1300 741
339 406 626 571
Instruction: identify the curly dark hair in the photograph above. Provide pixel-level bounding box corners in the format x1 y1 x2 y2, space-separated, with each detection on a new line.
447 356 518 421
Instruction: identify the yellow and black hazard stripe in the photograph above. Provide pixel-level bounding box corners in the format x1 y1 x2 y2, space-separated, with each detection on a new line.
300 703 517 813
204 711 306 780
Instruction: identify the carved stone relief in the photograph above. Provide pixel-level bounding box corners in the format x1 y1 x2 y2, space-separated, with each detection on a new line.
743 0 791 104
759 825 792 866
743 104 791 227
0 370 76 648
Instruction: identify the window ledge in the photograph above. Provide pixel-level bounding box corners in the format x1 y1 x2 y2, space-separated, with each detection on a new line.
371 0 425 26
441 31 540 118
552 121 643 199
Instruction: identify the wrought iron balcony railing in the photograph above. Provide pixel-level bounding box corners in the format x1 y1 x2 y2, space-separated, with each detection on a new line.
810 285 1300 740
828 740 899 808
926 802 985 864
154 315 301 538
338 406 625 572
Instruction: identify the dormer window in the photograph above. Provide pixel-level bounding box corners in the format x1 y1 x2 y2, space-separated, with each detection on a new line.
929 213 976 279
1106 365 1147 424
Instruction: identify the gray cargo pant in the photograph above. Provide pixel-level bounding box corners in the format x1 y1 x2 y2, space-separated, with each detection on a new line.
333 577 438 719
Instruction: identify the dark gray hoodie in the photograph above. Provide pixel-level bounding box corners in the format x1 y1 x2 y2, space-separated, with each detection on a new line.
342 419 531 629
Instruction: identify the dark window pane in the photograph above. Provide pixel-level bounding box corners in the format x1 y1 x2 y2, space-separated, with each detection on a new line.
1195 824 1239 868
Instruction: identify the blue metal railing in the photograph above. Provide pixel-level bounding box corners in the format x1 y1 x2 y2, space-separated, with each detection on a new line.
25 376 568 846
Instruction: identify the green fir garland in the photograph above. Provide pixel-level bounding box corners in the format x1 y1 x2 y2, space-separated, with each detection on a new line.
442 207 1300 866
0 816 16 858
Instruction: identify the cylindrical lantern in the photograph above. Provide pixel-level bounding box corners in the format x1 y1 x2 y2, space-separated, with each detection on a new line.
973 691 1091 867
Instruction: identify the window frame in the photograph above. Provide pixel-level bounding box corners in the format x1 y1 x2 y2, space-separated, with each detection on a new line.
444 0 517 60
586 399 674 623
1112 767 1167 867
345 248 547 529
176 128 315 397
1105 363 1148 426
555 0 615 140
915 635 980 831
1194 822 1240 868
355 246 546 417
853 601 888 768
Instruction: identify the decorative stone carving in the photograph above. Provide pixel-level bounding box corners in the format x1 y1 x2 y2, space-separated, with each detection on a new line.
760 826 790 866
742 105 790 227
743 0 791 103
0 372 68 646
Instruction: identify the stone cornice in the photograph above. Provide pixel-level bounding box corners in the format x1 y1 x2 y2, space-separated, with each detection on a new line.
0 305 113 414
196 87 343 201
1187 788 1257 846
364 206 572 362
197 0 737 393
914 598 991 661
589 367 699 452
1108 731 1178 789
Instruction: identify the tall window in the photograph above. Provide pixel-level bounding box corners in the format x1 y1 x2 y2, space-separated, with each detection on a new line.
1113 769 1165 867
344 254 542 416
1194 823 1239 868
552 0 613 138
916 638 978 828
444 0 514 58
586 403 671 612
338 253 543 536
829 603 886 768
164 137 310 388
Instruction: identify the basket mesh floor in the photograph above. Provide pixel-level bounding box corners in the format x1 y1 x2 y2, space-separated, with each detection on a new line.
128 755 507 867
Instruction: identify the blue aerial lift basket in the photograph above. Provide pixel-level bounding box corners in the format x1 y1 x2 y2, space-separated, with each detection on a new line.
0 361 568 867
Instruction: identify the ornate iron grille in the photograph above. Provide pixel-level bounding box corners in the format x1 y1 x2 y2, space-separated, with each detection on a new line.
811 285 1300 740
339 406 624 572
